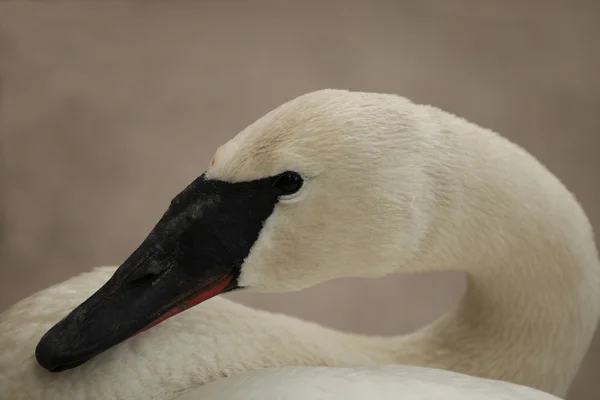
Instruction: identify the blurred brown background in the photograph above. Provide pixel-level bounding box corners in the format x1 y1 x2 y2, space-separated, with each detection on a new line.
0 1 599 399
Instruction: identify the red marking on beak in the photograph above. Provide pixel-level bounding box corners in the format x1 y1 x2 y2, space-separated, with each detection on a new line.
132 274 234 336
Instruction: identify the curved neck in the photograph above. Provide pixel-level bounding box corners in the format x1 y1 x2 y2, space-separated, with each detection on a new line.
388 264 598 398
382 123 600 397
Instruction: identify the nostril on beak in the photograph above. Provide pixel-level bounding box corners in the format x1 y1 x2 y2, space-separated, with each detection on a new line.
128 271 158 288
128 264 165 287
126 257 172 288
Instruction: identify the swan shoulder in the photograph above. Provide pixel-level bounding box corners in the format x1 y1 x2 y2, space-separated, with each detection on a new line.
0 266 372 399
0 266 273 399
175 366 561 400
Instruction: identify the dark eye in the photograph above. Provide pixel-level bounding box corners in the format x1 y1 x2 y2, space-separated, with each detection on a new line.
272 171 303 196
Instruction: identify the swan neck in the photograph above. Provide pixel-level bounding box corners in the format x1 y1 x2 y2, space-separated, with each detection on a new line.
389 123 600 397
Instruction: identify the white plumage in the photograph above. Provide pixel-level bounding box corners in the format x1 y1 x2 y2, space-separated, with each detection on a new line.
175 366 560 400
1 90 598 400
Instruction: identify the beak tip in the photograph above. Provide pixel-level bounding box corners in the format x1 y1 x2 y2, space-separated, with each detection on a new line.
35 333 61 372
35 322 85 373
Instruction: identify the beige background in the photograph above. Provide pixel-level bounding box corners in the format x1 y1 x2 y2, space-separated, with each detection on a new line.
1 1 599 399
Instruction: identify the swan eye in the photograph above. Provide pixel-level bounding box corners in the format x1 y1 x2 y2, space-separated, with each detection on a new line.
272 171 303 197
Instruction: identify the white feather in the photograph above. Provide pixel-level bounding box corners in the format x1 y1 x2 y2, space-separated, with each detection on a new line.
1 90 598 399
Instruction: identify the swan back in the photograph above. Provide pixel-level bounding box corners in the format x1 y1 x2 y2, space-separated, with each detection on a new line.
175 366 562 400
0 267 393 399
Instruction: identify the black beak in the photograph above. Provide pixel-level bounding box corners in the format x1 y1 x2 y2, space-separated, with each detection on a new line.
35 173 280 372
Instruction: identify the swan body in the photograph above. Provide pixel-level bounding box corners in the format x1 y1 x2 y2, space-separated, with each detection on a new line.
0 267 398 399
175 366 561 400
1 89 598 400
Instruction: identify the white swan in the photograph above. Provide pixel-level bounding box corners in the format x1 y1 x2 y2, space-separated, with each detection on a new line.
0 89 598 400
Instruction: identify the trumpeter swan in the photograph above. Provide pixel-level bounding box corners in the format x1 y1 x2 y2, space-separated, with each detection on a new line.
1 90 598 400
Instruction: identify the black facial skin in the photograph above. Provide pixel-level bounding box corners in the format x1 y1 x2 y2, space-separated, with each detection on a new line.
35 172 301 373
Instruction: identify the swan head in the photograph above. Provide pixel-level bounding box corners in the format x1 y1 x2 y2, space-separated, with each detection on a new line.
210 89 436 292
36 89 437 371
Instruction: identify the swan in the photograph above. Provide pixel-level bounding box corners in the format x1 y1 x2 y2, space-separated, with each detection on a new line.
0 89 598 400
